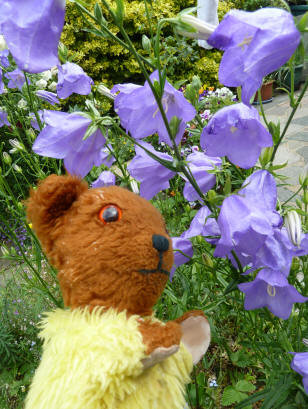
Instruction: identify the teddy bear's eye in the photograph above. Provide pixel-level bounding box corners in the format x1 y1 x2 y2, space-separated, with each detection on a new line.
99 205 122 224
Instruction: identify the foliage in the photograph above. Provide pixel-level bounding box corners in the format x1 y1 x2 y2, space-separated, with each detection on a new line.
61 0 237 87
242 0 290 11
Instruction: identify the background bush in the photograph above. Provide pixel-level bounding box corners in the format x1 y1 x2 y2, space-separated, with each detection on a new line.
62 0 240 87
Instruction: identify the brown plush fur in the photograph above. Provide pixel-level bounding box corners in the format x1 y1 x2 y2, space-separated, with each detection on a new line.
27 175 204 353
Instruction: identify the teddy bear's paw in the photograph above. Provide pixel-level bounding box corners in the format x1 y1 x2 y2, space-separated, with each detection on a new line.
141 345 179 369
180 315 211 365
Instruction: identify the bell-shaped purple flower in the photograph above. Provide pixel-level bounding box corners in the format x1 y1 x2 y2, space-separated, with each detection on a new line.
181 152 222 201
182 205 220 244
238 269 308 320
170 237 194 279
112 71 196 146
127 142 175 199
200 103 272 169
92 171 115 188
36 90 59 106
0 68 4 94
5 68 25 90
215 170 282 259
207 8 300 105
290 352 308 394
1 0 65 73
57 62 94 99
0 50 10 68
32 110 106 178
0 110 10 127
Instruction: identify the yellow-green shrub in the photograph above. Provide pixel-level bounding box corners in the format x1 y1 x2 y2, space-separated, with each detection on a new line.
61 0 238 87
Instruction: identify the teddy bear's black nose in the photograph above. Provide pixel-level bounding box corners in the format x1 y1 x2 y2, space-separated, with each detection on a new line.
152 234 169 252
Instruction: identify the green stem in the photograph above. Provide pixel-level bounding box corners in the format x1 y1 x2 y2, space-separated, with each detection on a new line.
258 89 269 129
281 185 303 206
23 72 43 131
270 77 308 164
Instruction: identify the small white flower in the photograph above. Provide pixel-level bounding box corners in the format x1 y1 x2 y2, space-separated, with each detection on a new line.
129 178 139 194
40 70 52 81
0 35 7 51
35 79 47 89
296 272 304 283
20 386 26 393
285 210 302 247
17 99 28 109
48 81 57 92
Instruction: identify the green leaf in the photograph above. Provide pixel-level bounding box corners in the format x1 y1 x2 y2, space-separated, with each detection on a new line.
231 350 251 368
94 3 105 24
297 11 308 32
114 0 125 24
222 386 247 406
236 380 256 393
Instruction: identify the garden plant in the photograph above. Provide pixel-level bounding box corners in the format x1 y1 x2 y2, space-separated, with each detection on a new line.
0 0 308 408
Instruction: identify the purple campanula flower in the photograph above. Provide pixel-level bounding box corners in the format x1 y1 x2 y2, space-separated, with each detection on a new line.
36 90 59 106
127 142 175 199
214 170 282 259
1 0 65 73
207 8 300 105
5 68 25 90
57 62 94 99
32 110 106 178
30 111 44 131
182 206 220 245
92 171 115 188
238 269 308 319
181 152 222 201
0 50 9 68
200 103 272 169
100 144 116 168
170 237 194 279
0 68 4 94
290 352 308 393
0 110 10 127
112 71 196 146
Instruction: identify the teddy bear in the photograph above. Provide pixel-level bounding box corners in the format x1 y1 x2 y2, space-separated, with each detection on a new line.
25 174 211 409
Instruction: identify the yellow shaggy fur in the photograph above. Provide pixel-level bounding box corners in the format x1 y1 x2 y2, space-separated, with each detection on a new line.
24 308 193 409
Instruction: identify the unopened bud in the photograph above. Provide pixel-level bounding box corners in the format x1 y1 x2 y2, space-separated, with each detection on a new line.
9 139 24 151
0 35 7 51
97 84 115 100
12 164 22 173
285 210 302 247
299 165 308 187
303 191 308 205
2 152 11 164
0 245 10 256
17 202 23 211
259 146 274 167
202 253 214 268
177 14 216 40
26 128 36 141
207 190 216 202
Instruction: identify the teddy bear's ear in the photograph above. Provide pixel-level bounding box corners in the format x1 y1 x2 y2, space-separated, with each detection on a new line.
26 174 88 251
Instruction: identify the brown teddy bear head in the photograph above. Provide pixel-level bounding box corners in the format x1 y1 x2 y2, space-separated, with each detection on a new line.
27 175 174 316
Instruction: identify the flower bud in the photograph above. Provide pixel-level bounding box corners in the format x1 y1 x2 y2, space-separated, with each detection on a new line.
9 139 25 151
299 165 308 187
2 152 11 164
17 99 28 109
303 191 308 205
17 202 24 211
259 146 274 167
12 164 22 173
0 245 10 256
51 66 58 77
48 81 57 92
0 35 7 51
202 253 214 268
97 84 115 100
40 70 52 81
35 79 47 89
26 128 36 141
285 210 302 247
177 14 216 41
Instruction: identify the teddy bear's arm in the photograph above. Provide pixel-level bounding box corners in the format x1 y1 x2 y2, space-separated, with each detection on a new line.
138 319 182 355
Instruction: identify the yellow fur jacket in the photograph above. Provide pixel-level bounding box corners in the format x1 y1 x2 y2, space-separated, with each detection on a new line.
24 308 193 409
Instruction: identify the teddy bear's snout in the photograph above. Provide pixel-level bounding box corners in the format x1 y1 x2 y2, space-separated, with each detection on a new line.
152 234 169 253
